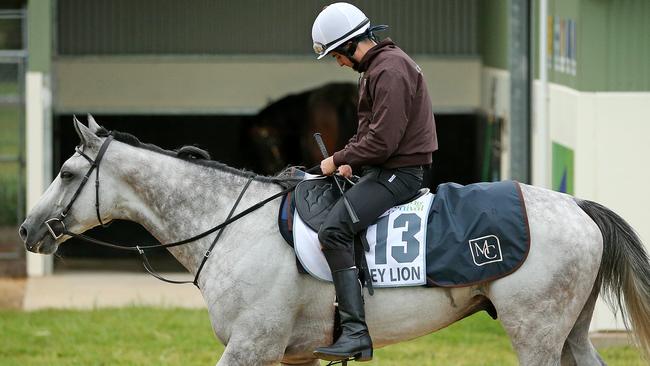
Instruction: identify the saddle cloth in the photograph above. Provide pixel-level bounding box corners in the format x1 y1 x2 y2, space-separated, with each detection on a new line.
278 176 531 288
425 181 530 287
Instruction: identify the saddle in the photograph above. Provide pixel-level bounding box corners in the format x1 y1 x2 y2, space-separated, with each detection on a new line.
278 173 370 283
294 176 350 231
281 174 428 238
278 171 349 248
279 172 430 290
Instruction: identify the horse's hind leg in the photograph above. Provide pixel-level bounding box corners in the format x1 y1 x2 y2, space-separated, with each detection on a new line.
493 284 575 365
490 185 603 365
489 235 601 365
561 281 607 366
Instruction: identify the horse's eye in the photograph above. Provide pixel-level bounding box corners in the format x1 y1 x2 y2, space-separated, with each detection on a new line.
60 171 74 180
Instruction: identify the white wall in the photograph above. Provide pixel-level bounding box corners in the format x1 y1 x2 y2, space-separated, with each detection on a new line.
584 92 650 331
25 71 53 276
532 81 650 331
54 56 481 114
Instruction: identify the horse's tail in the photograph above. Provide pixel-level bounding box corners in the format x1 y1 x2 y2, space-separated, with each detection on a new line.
576 199 650 359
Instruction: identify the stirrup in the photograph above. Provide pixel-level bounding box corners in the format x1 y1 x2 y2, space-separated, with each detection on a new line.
323 350 372 366
325 360 348 366
317 346 373 364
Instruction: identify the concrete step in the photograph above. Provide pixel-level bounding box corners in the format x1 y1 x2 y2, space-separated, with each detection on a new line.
22 271 205 310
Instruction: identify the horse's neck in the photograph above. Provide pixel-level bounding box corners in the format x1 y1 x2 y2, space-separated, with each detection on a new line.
116 147 271 274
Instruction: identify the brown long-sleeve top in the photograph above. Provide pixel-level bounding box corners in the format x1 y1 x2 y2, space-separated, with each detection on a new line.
332 39 438 169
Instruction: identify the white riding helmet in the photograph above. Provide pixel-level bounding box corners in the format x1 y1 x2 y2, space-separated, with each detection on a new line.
312 3 370 59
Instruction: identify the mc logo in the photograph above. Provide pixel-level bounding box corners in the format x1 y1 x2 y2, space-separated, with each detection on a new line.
468 235 503 266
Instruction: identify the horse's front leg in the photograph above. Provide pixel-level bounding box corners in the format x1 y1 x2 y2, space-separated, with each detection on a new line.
216 337 286 366
215 315 294 366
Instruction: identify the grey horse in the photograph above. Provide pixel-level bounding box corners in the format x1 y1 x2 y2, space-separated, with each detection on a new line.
19 117 650 365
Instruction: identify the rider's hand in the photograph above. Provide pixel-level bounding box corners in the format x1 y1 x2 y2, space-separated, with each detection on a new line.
338 165 352 178
320 156 337 176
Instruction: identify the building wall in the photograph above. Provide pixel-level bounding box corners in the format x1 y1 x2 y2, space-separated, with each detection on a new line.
478 0 509 70
533 0 650 91
481 0 650 331
54 57 482 114
529 0 650 331
602 0 650 91
53 0 484 114
56 0 479 57
534 83 650 331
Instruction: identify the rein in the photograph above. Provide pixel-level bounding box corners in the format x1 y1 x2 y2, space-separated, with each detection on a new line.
44 132 298 288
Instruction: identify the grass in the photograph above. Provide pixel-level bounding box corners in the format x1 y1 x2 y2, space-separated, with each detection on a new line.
0 308 643 365
0 307 220 366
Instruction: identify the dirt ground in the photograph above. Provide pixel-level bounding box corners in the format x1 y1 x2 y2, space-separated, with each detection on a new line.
0 226 20 245
0 225 26 309
0 225 26 277
0 277 25 309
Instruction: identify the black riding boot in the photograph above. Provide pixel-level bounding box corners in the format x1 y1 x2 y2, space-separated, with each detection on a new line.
313 267 373 362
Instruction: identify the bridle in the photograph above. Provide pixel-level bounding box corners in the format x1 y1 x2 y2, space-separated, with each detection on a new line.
45 134 115 240
41 131 298 288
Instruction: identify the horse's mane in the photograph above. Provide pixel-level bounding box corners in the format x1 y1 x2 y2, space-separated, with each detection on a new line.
95 127 299 186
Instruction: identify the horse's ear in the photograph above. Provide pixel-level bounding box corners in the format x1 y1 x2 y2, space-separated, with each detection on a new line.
87 114 101 133
73 115 100 148
73 115 85 144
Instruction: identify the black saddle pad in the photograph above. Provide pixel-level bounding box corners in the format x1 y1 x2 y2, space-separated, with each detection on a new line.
293 176 344 232
425 181 530 287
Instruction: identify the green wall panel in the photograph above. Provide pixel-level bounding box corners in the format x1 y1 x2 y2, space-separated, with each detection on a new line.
550 0 580 90
578 0 608 91
604 0 650 91
535 0 650 91
552 142 574 195
478 0 509 69
27 0 51 73
56 0 479 56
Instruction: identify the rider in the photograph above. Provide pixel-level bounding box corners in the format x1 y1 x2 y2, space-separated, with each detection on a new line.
311 3 438 362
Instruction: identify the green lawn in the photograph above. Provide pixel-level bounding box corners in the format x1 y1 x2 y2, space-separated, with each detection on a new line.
0 308 643 365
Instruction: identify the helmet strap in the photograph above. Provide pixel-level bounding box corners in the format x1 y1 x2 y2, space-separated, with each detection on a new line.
334 24 388 72
344 41 358 59
335 41 361 71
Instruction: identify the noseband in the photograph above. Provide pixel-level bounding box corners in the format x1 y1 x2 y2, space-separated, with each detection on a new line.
45 134 114 240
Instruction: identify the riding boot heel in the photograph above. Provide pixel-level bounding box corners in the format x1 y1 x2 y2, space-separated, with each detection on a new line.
356 347 373 362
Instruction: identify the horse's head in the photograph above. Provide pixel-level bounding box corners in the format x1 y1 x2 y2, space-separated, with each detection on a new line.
19 115 123 254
